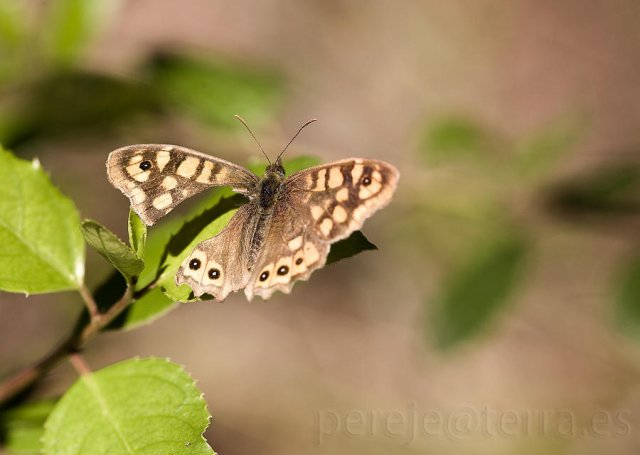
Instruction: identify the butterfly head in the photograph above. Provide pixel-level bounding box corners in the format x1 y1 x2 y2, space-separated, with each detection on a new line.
265 158 285 178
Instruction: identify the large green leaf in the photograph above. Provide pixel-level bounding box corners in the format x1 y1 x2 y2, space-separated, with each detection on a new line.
43 358 213 455
614 251 640 338
0 398 56 454
0 149 84 293
429 231 529 350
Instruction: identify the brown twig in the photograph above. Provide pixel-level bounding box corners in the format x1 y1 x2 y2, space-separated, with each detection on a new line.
0 283 142 406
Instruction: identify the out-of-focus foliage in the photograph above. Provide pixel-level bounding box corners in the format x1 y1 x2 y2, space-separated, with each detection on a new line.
0 398 57 454
418 114 584 349
615 251 640 338
430 231 529 350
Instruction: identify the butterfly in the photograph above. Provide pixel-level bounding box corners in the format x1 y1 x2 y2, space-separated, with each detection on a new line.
106 122 399 301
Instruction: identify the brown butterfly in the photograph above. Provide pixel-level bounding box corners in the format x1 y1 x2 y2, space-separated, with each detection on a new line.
107 120 399 301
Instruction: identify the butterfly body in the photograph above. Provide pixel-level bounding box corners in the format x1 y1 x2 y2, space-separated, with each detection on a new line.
107 144 398 301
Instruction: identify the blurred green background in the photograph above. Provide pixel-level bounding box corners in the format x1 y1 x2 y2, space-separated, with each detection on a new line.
1 1 640 454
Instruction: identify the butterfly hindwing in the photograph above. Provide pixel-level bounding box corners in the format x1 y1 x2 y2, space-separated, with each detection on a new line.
175 203 259 301
107 144 259 225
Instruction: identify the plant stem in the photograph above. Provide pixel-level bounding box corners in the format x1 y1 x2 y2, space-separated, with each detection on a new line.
78 284 99 319
0 283 145 406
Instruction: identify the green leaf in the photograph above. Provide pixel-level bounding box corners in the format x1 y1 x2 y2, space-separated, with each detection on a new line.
327 231 378 265
43 358 213 455
81 220 143 283
0 149 85 293
1 398 57 454
430 231 529 350
117 287 175 329
128 209 147 259
147 52 284 130
614 251 640 338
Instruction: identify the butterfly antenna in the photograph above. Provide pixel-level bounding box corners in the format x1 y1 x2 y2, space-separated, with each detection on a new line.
276 118 318 162
235 114 271 165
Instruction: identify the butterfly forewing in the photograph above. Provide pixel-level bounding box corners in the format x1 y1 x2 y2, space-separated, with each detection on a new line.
107 144 259 225
286 159 399 241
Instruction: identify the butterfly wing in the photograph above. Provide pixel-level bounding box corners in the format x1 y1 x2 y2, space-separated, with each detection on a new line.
107 144 259 225
244 158 399 300
175 202 260 301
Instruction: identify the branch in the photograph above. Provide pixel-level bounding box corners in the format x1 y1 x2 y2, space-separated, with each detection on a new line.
0 283 145 406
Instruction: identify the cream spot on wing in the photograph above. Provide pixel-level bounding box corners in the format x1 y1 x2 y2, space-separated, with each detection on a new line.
359 179 382 199
352 205 369 224
304 242 320 265
351 164 364 182
255 264 275 288
162 176 178 190
372 170 382 182
306 173 314 187
125 181 137 191
126 163 150 182
311 205 323 220
128 155 143 165
196 163 212 183
313 169 327 191
180 249 207 281
292 250 306 275
332 205 348 223
336 187 349 202
320 218 333 237
272 257 293 285
177 157 200 178
327 167 343 188
156 150 171 172
288 236 303 251
203 258 224 285
132 191 146 204
153 193 173 210
212 166 230 184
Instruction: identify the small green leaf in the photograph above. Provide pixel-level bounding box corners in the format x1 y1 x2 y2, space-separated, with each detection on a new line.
1 398 56 454
147 52 283 130
81 220 143 283
614 251 640 338
128 209 147 259
327 231 378 265
43 358 214 455
0 148 85 293
429 231 529 350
